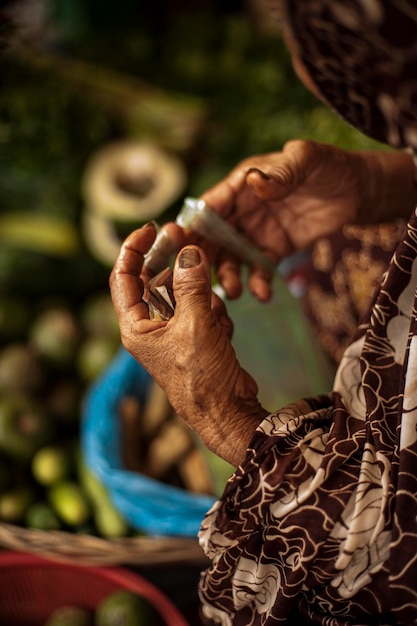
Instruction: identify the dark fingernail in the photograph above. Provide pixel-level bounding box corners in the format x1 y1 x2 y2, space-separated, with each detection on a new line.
247 167 270 180
179 248 200 268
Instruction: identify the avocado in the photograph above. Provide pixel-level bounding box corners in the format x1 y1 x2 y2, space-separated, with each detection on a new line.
25 501 62 531
30 307 80 368
80 292 120 340
0 395 54 462
77 335 118 382
44 605 93 626
31 445 73 487
0 343 45 395
95 590 158 626
0 485 36 523
48 481 92 527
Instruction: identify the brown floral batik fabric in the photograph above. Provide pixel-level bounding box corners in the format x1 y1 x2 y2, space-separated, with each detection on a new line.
199 210 417 624
198 1 417 624
303 221 407 366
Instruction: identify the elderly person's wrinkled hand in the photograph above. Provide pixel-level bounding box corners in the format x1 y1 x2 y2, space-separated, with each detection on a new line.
109 223 268 467
156 140 416 302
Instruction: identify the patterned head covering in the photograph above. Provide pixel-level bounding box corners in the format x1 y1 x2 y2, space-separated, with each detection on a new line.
271 0 417 152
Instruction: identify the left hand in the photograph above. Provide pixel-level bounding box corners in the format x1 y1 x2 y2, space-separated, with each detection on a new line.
109 223 268 467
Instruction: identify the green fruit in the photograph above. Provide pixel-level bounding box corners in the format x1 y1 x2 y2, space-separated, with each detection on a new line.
77 336 118 382
32 445 72 486
77 455 128 538
25 501 62 531
48 481 91 527
0 485 35 523
44 605 93 626
30 307 79 367
0 395 54 462
0 212 79 257
0 343 45 394
95 590 156 626
81 292 120 340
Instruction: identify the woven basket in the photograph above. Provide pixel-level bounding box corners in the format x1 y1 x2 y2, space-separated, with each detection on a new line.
0 522 208 567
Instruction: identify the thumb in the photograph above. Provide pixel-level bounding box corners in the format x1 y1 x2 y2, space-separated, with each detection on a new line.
173 245 212 315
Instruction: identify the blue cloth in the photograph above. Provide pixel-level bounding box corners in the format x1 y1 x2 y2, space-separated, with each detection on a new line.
81 347 216 537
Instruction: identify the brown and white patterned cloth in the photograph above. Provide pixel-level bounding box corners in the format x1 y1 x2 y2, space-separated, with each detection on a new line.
198 1 417 624
303 220 407 366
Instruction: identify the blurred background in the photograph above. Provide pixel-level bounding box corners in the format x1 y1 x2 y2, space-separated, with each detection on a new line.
0 0 385 291
0 0 385 388
0 1 387 623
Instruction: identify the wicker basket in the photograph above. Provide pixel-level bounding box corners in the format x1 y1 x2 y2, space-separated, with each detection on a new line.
0 522 208 567
0 550 190 626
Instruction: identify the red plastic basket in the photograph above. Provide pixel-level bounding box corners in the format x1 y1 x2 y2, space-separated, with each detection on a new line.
0 551 190 626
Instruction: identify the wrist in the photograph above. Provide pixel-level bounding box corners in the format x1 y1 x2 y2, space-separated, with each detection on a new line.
194 402 267 468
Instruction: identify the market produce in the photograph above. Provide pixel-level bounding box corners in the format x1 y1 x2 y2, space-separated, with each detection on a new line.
0 395 53 462
0 343 45 394
77 454 129 538
42 590 159 626
48 481 92 527
95 589 158 626
44 605 92 626
25 501 61 531
30 307 80 368
77 334 121 383
0 289 221 539
31 445 73 487
0 293 123 535
118 385 214 495
0 485 36 523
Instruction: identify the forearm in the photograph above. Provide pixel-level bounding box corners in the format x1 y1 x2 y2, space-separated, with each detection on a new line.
354 150 417 225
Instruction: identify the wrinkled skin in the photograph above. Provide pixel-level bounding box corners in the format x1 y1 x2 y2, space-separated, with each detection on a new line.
153 141 416 302
110 225 267 467
110 140 417 467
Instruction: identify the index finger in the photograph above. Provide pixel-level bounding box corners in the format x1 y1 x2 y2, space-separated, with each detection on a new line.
110 224 157 321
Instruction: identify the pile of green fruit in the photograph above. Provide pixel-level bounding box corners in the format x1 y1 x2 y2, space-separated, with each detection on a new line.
0 290 131 537
44 590 161 626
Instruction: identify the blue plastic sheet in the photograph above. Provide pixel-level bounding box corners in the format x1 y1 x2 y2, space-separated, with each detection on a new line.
81 347 216 538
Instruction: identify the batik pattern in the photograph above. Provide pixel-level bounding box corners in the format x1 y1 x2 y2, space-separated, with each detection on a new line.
303 220 406 365
199 209 417 624
281 0 417 152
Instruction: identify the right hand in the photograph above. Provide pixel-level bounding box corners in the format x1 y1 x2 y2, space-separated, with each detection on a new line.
159 140 367 301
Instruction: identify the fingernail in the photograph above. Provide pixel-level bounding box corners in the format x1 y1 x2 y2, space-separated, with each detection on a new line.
179 248 200 268
247 167 270 180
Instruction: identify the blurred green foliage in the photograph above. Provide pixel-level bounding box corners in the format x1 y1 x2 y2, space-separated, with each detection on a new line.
0 1 387 297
